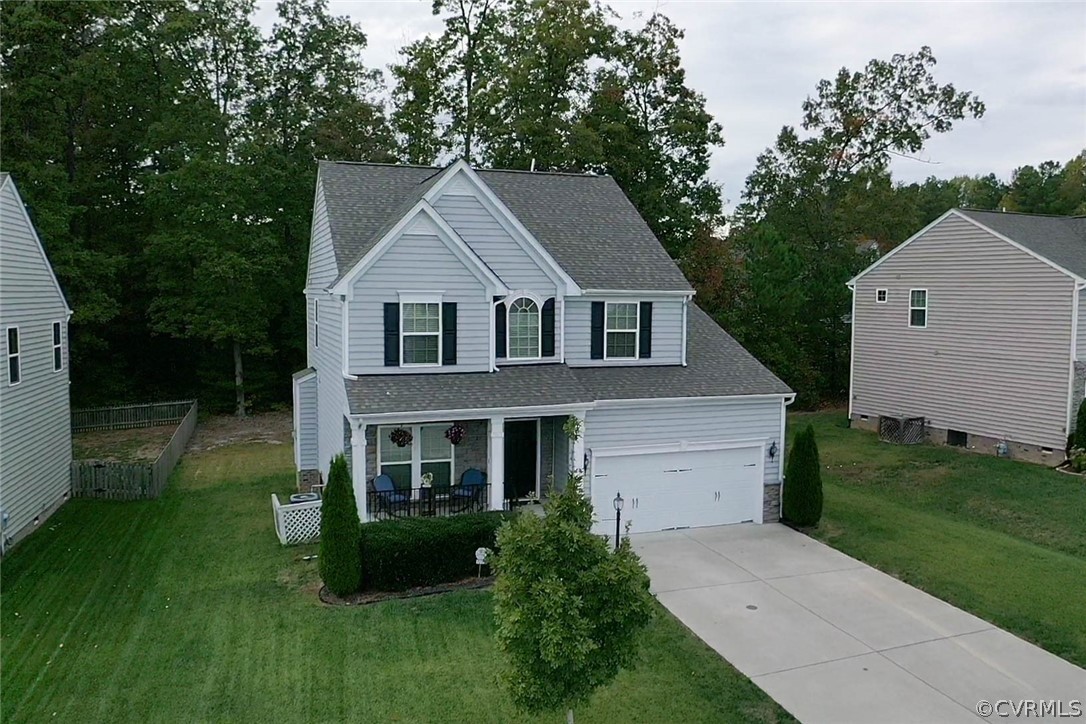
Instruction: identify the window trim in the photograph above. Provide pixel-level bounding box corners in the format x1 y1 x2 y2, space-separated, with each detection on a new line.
399 294 443 368
908 288 928 329
312 299 319 349
6 326 20 386
376 423 456 488
506 293 543 360
875 288 888 304
604 301 640 360
52 321 63 372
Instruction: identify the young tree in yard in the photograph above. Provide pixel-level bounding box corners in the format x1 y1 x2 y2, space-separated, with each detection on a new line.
782 425 823 527
1073 398 1086 452
493 475 653 724
319 455 362 596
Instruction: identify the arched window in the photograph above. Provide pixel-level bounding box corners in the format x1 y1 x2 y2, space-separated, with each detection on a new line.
507 296 540 359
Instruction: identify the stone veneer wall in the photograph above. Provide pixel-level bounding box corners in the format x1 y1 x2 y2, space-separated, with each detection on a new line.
762 483 781 523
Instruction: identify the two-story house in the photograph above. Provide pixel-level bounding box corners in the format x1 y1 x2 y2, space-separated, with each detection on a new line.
0 172 73 553
293 160 793 534
849 208 1086 462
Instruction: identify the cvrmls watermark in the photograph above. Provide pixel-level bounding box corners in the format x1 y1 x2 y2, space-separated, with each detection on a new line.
976 700 1083 718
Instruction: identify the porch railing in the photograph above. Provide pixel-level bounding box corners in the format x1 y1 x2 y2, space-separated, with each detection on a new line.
367 483 492 520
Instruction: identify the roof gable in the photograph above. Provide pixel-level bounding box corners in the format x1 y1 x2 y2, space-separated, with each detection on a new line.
0 174 72 315
314 161 694 293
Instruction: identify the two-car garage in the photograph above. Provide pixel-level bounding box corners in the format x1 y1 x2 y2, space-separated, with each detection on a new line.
589 441 766 535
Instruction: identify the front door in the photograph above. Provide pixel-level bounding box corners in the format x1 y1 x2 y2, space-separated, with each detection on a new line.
504 420 538 500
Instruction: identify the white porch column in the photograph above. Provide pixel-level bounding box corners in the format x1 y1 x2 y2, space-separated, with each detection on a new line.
351 421 368 522
488 416 505 510
570 410 587 476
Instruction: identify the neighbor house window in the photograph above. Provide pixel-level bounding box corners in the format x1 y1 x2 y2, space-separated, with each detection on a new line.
312 300 319 349
909 289 928 328
605 302 638 359
377 424 454 488
876 289 887 303
401 301 441 365
6 327 20 385
52 322 63 372
507 296 540 359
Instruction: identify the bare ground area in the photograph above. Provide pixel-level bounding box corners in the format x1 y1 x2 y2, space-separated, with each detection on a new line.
73 425 177 462
185 411 292 453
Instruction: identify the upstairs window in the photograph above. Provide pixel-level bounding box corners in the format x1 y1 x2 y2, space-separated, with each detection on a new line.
402 301 441 365
605 302 638 359
312 300 319 349
6 327 20 385
875 289 887 303
52 322 63 372
909 289 928 328
507 297 540 359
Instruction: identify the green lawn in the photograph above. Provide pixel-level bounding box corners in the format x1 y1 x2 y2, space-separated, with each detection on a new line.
793 410 1086 667
1 437 791 723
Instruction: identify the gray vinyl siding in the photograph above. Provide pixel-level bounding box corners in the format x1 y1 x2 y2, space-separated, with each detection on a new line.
306 179 337 291
565 298 684 366
347 232 491 374
0 178 72 549
433 194 557 296
852 214 1074 449
311 295 349 477
294 373 318 470
583 398 783 497
1076 288 1086 362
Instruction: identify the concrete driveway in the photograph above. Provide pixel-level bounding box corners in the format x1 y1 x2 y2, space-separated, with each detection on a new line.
632 524 1086 724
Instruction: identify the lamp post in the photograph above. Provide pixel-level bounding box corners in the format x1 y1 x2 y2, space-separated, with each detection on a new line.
612 492 624 551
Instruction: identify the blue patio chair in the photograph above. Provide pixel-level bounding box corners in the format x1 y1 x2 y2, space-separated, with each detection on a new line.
373 474 410 517
452 468 487 512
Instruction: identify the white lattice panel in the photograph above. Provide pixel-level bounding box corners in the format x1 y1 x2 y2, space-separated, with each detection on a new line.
272 495 322 545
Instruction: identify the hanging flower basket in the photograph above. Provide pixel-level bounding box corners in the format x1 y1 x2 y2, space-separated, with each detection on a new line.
389 427 413 448
445 423 466 446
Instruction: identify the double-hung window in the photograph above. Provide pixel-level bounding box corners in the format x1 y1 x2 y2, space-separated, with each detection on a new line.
401 301 441 365
605 302 638 359
875 289 887 303
909 289 928 328
507 296 540 359
377 424 454 489
52 322 63 372
6 327 19 385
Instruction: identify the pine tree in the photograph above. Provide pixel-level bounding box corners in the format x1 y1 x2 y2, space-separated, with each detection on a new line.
318 455 362 596
782 424 824 527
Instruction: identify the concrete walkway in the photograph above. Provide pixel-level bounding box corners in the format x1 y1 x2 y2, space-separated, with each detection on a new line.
632 524 1086 724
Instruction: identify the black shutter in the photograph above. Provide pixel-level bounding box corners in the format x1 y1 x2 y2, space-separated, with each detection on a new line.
383 303 399 366
442 302 457 365
590 301 604 360
495 301 507 358
639 301 653 359
541 298 556 357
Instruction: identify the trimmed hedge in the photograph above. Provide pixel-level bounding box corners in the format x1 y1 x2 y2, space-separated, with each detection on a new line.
359 511 515 592
319 455 361 596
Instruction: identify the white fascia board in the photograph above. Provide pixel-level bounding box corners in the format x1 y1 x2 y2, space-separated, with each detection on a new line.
3 178 72 315
593 392 795 409
581 288 695 298
350 401 595 426
424 160 582 296
330 200 509 298
848 209 1086 286
591 437 767 458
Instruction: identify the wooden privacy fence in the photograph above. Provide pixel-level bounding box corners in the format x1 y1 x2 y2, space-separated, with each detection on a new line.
71 400 198 500
72 400 194 432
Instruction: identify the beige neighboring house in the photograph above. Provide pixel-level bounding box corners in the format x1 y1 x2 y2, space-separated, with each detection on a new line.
848 208 1086 463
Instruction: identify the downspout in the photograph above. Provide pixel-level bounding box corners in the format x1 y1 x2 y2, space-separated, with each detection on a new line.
846 282 857 420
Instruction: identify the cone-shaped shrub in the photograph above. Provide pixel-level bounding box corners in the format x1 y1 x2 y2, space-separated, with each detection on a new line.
782 424 823 527
319 454 361 596
1074 398 1086 450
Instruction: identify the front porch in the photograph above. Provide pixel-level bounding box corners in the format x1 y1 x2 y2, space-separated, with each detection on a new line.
349 411 585 522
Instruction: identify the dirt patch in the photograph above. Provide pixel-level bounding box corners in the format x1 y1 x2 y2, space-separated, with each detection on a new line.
73 426 177 463
320 577 494 606
186 412 292 453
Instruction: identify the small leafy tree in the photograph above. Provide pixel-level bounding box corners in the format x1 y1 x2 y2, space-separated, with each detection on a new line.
1073 398 1086 451
318 454 361 596
493 475 653 723
782 424 823 527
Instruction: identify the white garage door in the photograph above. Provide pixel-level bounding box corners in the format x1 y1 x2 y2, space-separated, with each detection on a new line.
590 444 764 535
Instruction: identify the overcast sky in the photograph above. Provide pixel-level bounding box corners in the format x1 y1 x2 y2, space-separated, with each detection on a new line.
254 1 1086 207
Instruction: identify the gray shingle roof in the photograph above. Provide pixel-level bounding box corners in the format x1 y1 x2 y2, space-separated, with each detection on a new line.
317 160 693 292
957 209 1086 278
344 305 791 415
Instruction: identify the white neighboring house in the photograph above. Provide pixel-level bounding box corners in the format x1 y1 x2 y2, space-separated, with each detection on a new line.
293 160 795 534
0 172 73 553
